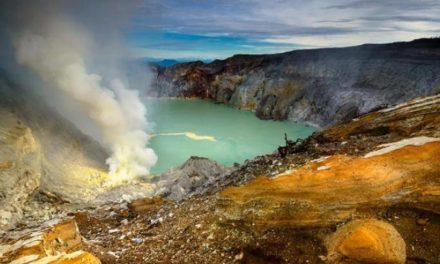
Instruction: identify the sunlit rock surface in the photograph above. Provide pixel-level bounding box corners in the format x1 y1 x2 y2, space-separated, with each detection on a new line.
0 218 100 263
219 140 440 227
152 38 440 126
325 219 406 264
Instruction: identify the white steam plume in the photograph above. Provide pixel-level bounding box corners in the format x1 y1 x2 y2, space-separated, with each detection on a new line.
14 16 157 185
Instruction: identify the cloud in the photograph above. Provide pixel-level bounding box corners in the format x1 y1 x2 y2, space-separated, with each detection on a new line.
326 0 440 11
132 0 440 59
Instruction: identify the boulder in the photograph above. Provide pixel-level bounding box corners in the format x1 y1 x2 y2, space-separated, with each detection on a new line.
154 156 235 201
325 219 406 264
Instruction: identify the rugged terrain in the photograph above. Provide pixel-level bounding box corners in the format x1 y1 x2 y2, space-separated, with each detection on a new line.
2 93 439 264
151 38 440 126
0 70 109 230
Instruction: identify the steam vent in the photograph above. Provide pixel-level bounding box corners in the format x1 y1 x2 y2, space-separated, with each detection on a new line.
1 1 440 263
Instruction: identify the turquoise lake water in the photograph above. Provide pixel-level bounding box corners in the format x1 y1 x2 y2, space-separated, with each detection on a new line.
145 99 317 174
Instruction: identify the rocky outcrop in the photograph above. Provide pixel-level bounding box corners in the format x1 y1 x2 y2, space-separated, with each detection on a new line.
219 139 440 227
0 218 100 263
152 38 440 126
322 94 440 139
325 219 406 264
0 110 41 231
153 156 236 201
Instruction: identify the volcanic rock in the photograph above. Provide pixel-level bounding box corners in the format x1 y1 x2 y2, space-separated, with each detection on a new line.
0 110 41 231
325 219 406 264
0 218 100 263
0 71 109 204
128 197 165 216
322 94 440 140
33 251 101 264
218 139 440 228
154 156 236 201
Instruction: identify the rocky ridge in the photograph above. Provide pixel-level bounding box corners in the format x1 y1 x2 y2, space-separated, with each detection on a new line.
152 38 440 126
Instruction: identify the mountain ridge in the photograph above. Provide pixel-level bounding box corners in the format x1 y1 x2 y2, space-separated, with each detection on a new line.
151 37 440 126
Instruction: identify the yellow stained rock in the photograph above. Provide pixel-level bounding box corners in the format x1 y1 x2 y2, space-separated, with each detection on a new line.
0 219 100 264
326 219 406 264
32 251 101 264
219 141 440 228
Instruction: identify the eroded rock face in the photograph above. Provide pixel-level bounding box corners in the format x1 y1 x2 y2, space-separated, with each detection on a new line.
218 139 440 228
152 38 440 126
326 219 406 264
0 110 41 231
0 218 100 263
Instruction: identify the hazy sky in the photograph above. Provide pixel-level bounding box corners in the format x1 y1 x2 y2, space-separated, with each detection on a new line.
130 0 440 59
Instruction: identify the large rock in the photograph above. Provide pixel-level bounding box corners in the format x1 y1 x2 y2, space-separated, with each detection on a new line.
325 219 406 264
0 110 41 231
152 38 440 126
154 156 235 201
218 139 440 228
0 218 100 263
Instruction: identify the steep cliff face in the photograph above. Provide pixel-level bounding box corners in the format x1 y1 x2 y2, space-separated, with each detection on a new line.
152 38 440 126
0 110 41 230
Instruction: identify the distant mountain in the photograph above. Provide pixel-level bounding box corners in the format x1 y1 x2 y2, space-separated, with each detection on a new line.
151 38 440 126
155 59 181 67
140 58 213 67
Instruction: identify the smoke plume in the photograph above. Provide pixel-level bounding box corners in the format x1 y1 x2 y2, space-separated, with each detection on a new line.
1 1 157 185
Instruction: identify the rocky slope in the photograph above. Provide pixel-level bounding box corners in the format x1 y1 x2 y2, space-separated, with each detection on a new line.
151 38 440 126
0 110 41 230
0 70 111 231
